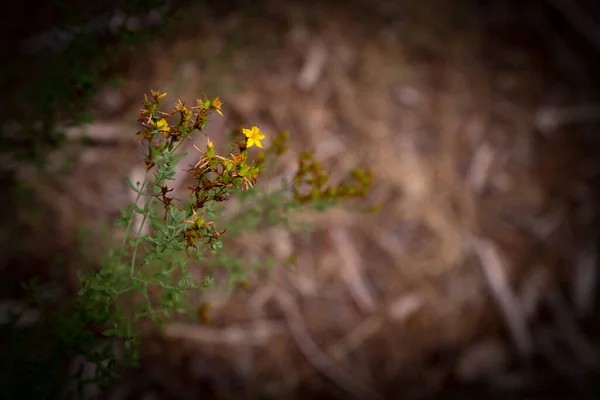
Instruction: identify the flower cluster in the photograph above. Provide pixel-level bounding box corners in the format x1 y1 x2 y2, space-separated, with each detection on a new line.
137 89 225 169
292 151 372 203
136 90 266 257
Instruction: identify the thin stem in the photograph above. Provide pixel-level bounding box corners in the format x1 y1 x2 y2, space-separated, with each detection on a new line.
129 202 153 276
119 170 151 264
128 137 190 276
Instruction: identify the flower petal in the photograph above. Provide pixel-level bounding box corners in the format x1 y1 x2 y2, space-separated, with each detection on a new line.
157 118 169 131
255 140 263 149
247 138 255 148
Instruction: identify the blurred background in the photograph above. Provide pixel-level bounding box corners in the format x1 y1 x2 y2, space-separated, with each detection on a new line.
3 0 600 398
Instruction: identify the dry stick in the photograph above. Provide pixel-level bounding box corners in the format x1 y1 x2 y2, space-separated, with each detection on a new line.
327 315 384 362
466 143 495 194
535 104 600 132
297 41 328 91
329 228 378 314
275 290 382 400
63 122 135 143
163 321 286 346
572 247 598 318
471 238 534 358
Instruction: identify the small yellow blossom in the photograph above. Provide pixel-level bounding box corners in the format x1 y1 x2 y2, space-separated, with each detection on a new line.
242 126 265 149
156 118 170 132
205 138 215 157
211 97 224 117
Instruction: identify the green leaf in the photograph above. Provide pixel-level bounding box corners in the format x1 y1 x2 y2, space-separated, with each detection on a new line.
130 202 143 214
170 208 187 223
126 177 142 193
238 165 249 177
171 153 187 162
144 235 159 244
172 242 185 251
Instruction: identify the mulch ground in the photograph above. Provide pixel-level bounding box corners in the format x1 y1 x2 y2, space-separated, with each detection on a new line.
4 1 600 399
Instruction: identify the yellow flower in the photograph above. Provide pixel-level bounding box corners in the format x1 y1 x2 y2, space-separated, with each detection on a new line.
211 97 224 117
156 118 170 132
242 126 265 149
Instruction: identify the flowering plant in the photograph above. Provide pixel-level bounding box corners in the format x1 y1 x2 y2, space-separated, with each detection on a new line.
4 90 373 399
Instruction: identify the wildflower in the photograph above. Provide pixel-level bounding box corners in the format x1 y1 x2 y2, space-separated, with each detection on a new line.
211 97 224 117
156 118 170 133
242 126 265 149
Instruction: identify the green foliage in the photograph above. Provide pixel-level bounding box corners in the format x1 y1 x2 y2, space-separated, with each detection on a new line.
0 91 374 399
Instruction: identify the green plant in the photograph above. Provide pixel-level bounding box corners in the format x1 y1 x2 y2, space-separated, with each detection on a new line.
2 90 373 399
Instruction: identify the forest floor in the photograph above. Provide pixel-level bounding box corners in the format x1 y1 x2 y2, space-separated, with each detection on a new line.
5 1 600 399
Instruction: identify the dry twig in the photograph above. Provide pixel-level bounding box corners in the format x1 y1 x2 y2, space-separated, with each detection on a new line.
329 228 378 314
471 237 534 358
275 290 382 400
572 247 598 318
163 320 286 346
